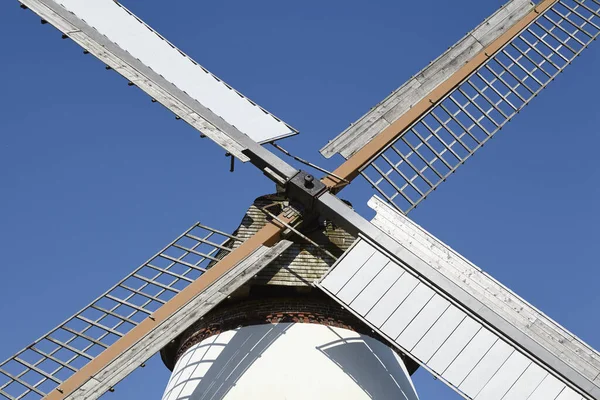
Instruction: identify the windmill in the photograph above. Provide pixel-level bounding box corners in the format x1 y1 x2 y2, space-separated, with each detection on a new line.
0 0 599 399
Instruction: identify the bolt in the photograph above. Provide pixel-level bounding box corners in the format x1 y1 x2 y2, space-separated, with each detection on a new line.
304 174 314 188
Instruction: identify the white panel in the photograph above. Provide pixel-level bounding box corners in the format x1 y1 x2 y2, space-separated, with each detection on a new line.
381 283 435 340
369 196 600 397
475 351 531 400
500 364 548 400
397 294 450 352
459 340 513 397
428 317 482 373
318 236 595 400
412 306 466 363
350 262 405 316
365 272 419 328
527 375 566 400
555 388 585 400
443 328 498 386
322 240 375 294
337 251 390 304
55 0 294 144
163 324 419 400
319 196 600 399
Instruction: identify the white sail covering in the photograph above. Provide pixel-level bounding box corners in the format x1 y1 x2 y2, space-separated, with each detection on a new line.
23 0 297 160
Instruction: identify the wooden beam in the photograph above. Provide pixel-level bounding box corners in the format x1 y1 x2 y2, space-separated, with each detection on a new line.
321 0 560 189
34 1 560 399
320 0 531 160
43 217 296 400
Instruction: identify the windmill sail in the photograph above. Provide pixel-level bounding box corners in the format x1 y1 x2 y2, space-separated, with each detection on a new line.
3 0 599 399
18 0 298 162
321 0 600 214
318 196 600 400
0 223 288 400
320 0 532 160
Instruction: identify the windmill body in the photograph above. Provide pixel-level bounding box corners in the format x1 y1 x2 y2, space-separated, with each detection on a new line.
0 0 599 399
161 319 418 400
156 195 419 400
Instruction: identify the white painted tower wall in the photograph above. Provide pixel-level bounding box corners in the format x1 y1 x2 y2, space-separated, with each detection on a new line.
162 323 419 400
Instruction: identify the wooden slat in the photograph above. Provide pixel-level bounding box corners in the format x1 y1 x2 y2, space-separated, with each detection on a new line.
318 195 600 398
320 0 533 160
369 196 600 384
51 238 294 400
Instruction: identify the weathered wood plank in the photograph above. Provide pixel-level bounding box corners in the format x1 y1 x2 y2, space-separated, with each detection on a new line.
61 240 293 399
472 0 533 46
23 0 251 161
368 196 600 387
319 0 533 160
413 36 483 90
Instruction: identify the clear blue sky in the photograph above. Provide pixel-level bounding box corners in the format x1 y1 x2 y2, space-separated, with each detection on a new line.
0 0 598 398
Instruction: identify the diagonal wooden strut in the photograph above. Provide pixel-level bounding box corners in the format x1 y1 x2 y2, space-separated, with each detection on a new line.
43 214 296 400
39 1 565 399
321 0 560 189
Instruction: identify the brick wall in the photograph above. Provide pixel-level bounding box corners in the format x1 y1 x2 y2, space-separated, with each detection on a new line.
160 295 419 375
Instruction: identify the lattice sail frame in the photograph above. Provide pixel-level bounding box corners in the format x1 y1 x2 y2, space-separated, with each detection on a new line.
361 0 600 214
0 223 242 400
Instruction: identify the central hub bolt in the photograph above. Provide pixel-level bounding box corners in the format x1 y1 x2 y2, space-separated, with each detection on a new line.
304 174 315 188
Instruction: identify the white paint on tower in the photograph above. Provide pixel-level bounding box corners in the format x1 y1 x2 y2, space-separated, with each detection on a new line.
162 323 419 400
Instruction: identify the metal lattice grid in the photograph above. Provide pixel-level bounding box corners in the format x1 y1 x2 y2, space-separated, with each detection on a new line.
0 223 242 400
361 0 600 214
